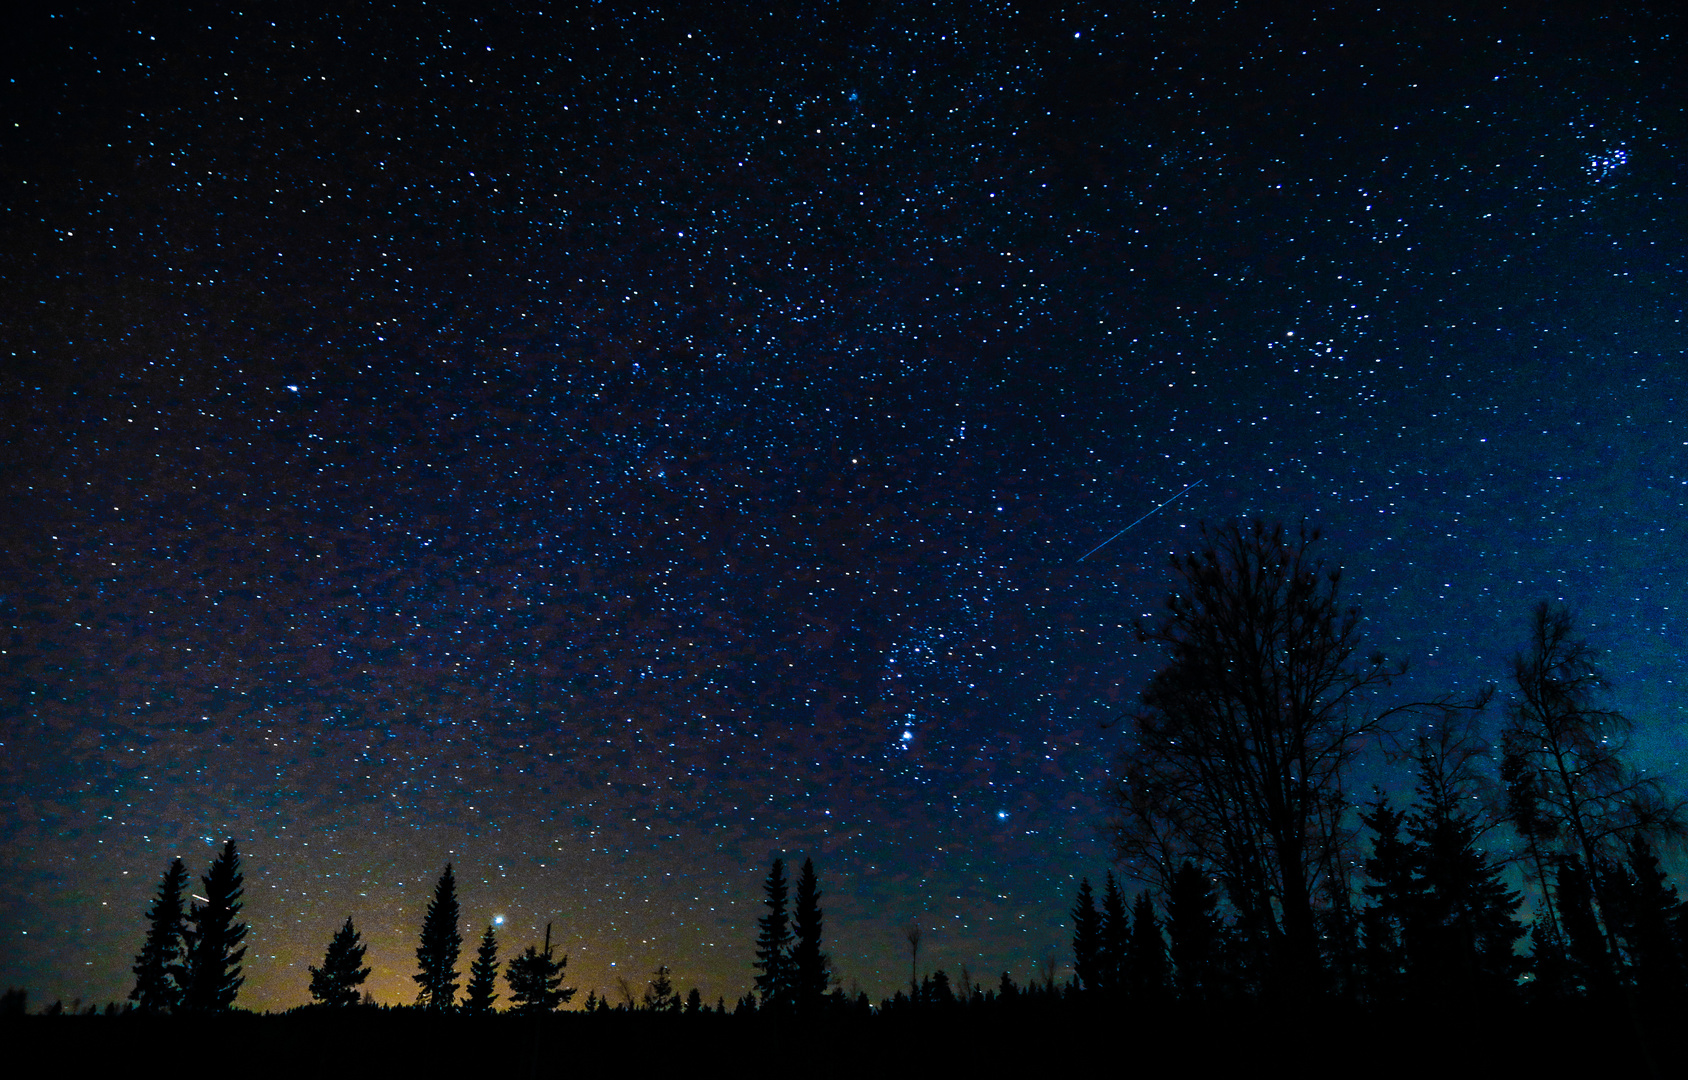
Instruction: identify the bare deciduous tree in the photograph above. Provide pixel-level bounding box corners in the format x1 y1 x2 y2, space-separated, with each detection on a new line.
1107 520 1400 991
1500 601 1686 954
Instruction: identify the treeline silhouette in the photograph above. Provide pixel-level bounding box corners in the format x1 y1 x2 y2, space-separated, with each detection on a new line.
7 520 1685 1076
1095 522 1685 1020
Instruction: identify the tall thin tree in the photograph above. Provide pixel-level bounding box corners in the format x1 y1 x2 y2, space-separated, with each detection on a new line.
464 923 501 1014
753 858 792 1013
905 918 922 999
1070 878 1102 993
414 863 462 1011
1126 891 1170 1002
181 841 247 1013
790 858 829 1013
1099 873 1129 996
1164 861 1222 1004
130 858 189 1013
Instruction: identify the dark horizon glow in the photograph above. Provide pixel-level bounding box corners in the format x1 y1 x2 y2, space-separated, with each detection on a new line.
2 4 1684 1012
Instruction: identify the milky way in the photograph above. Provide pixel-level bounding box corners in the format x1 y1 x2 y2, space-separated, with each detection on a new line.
3 4 1684 1010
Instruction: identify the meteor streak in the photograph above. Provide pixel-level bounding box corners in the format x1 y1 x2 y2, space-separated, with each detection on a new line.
1077 478 1205 561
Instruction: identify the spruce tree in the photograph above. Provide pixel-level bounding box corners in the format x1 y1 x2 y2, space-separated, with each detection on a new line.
642 964 677 1011
1608 834 1687 1000
1525 919 1571 1002
463 923 501 1014
753 857 792 1013
790 857 829 1013
1406 788 1525 1003
1099 873 1129 996
1125 891 1170 1002
1557 856 1618 998
1357 799 1416 1006
130 858 189 1013
1164 861 1222 1004
1070 878 1102 993
506 922 572 1015
308 918 371 1006
414 864 462 1010
1360 712 1525 1005
181 841 248 1013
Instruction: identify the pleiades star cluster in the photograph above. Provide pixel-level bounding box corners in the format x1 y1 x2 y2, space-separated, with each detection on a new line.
2 3 1683 1010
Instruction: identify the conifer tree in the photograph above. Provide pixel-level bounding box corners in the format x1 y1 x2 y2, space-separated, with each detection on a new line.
1556 856 1618 998
463 923 501 1014
1164 861 1222 1004
1607 834 1687 1000
1125 891 1170 1002
1357 800 1416 1006
791 857 829 1013
1524 920 1571 1002
506 922 573 1014
1098 873 1128 996
642 964 678 1011
309 918 371 1006
414 864 462 1010
753 857 792 1013
685 987 703 1013
130 858 189 1013
1404 729 1525 1004
928 968 956 1007
181 841 248 1013
1070 878 1102 993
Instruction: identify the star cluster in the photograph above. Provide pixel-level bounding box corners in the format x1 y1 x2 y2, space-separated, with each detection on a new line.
2 3 1684 1010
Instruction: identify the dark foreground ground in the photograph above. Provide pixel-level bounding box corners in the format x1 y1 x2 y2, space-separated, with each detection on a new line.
3 999 1673 1079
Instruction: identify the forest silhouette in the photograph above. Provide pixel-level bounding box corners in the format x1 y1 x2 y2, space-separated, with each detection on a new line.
6 521 1684 1076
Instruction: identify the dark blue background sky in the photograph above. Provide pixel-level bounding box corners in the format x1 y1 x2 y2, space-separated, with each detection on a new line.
3 1 1684 1010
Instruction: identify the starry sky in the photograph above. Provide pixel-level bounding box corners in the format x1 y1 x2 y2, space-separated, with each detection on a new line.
3 2 1685 1012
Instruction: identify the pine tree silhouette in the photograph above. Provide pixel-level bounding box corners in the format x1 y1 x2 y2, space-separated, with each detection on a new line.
1406 795 1524 1002
1098 873 1128 996
1524 920 1572 1002
1125 891 1170 1002
641 964 678 1011
463 923 501 1014
1357 799 1416 1006
791 857 829 1014
1557 856 1618 998
1164 861 1222 1004
309 918 371 1006
506 922 573 1015
753 857 792 1014
414 864 462 1011
181 841 247 1013
130 858 189 1013
1607 834 1687 1001
1070 878 1102 993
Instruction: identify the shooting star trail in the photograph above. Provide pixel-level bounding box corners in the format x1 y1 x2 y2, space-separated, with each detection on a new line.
1077 478 1206 561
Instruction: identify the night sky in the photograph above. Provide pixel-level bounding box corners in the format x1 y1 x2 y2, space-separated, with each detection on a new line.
4 3 1686 1012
